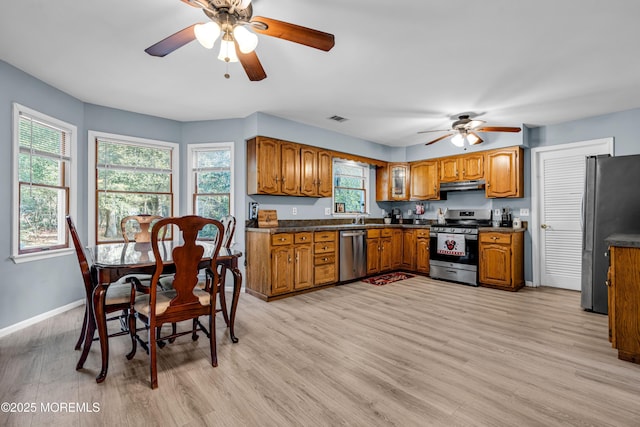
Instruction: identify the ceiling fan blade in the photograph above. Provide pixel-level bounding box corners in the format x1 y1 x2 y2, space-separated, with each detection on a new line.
145 24 198 57
250 16 335 51
417 129 451 134
235 42 267 81
425 134 453 146
476 126 521 133
468 132 483 145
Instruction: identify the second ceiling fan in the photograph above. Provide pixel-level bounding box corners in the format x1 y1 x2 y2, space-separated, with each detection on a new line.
145 0 335 81
419 115 521 147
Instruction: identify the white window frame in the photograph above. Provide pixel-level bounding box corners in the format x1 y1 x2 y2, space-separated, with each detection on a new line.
186 142 235 217
87 131 179 246
332 158 370 216
11 103 77 263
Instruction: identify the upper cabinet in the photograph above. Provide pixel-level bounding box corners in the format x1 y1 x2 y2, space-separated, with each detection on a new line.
376 163 410 201
439 153 484 182
485 146 523 198
247 137 331 197
410 160 439 200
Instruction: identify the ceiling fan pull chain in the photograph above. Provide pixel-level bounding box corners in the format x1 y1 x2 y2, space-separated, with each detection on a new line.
224 61 231 79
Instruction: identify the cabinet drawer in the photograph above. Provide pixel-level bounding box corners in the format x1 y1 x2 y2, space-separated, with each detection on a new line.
416 229 430 238
271 233 293 246
381 228 393 237
480 233 512 244
314 241 336 254
367 229 380 238
315 230 336 242
314 254 335 265
315 264 336 285
295 232 313 244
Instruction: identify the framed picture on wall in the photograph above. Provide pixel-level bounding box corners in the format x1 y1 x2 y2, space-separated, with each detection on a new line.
335 203 345 213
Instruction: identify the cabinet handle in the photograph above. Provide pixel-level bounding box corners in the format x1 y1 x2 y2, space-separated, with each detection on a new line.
279 237 286 241
487 182 491 188
322 257 328 261
605 280 611 287
288 256 292 263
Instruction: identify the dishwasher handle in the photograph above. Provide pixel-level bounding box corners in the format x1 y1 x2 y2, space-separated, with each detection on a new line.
340 230 367 237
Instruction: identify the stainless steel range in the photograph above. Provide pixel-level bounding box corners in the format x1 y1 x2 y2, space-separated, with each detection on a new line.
429 209 491 286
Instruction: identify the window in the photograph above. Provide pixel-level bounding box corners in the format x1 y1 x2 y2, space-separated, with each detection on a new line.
12 103 77 262
89 132 178 244
333 159 369 214
188 143 234 221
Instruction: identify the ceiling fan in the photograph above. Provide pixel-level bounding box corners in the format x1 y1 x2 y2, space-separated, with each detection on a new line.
418 115 521 147
145 0 335 81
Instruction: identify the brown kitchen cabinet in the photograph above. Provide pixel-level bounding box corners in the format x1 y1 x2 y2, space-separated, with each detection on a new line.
606 243 640 364
401 229 417 271
300 146 333 197
376 163 410 201
439 153 484 182
485 146 523 198
478 230 524 291
415 229 430 274
247 136 300 196
366 228 393 274
314 230 338 285
410 160 439 200
246 230 326 301
390 228 404 270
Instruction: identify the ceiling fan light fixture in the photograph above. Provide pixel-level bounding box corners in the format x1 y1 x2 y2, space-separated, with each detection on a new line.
468 120 485 130
218 38 239 62
466 132 481 145
451 133 465 147
237 0 252 9
194 22 221 49
233 25 258 53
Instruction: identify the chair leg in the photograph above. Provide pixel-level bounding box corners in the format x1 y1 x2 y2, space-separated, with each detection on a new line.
192 318 199 341
157 327 166 349
209 312 217 367
75 305 88 351
126 310 137 360
168 323 177 343
218 267 230 326
150 323 158 389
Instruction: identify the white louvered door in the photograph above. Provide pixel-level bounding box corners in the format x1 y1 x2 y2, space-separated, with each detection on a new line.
537 141 611 290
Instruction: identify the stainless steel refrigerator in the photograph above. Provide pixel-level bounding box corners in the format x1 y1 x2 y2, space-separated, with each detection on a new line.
581 154 640 313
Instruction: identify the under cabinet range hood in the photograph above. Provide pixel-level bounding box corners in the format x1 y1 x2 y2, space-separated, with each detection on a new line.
439 180 486 192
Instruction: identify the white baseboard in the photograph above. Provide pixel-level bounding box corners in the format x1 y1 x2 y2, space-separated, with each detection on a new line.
0 299 84 339
525 280 537 288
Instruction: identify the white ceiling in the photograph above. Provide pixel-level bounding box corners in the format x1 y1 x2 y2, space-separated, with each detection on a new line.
1 0 639 147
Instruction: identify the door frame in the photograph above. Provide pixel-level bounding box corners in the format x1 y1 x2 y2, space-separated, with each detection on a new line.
530 137 613 287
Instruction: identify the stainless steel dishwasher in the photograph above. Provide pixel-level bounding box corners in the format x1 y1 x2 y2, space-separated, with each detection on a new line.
339 229 367 282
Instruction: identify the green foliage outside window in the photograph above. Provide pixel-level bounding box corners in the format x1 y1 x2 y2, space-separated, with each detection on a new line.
333 160 367 213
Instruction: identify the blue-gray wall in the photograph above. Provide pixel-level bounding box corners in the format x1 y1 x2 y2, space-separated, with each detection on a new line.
4 57 640 330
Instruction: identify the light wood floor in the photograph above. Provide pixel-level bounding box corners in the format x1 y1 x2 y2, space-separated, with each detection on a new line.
2 276 640 426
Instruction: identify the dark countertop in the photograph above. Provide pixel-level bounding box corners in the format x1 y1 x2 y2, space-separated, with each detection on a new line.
606 233 640 248
478 226 527 233
246 222 431 234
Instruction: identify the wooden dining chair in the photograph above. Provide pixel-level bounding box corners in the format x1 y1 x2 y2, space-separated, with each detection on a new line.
216 215 236 325
127 215 224 389
67 216 136 365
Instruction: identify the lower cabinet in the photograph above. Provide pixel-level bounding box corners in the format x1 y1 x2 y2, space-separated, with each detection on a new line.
415 229 430 274
245 230 336 301
401 229 416 271
478 230 524 291
367 228 393 275
390 229 403 270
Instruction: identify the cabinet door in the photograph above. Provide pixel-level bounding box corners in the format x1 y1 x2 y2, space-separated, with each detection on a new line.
479 244 512 286
380 237 393 272
410 160 439 200
439 157 460 182
271 246 294 295
300 147 318 196
416 239 430 274
391 229 403 269
486 147 522 198
294 244 313 290
461 154 484 180
256 137 280 194
366 238 380 275
280 142 300 195
390 164 410 200
376 166 390 201
401 230 416 270
317 150 333 197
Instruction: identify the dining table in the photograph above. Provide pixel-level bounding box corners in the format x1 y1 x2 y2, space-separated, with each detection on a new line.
76 240 243 383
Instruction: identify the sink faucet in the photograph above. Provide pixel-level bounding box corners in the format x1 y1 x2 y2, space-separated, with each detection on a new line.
353 214 366 225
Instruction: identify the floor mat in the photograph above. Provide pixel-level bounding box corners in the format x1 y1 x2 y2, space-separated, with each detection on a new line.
362 272 415 286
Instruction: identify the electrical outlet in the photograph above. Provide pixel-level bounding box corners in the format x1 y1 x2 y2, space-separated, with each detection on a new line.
325 207 331 216
519 208 530 217
381 209 386 216
292 207 297 215
407 209 412 216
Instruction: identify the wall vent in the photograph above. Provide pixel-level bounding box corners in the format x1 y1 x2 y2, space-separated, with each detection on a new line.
328 115 348 123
